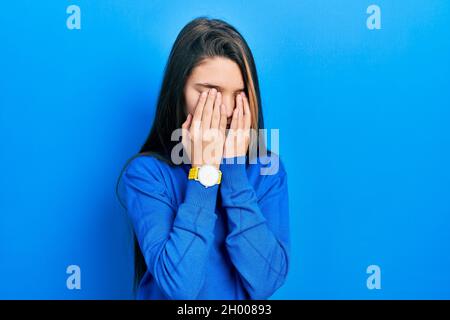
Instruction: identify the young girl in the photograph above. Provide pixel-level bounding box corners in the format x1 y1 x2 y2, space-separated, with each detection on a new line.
117 17 290 300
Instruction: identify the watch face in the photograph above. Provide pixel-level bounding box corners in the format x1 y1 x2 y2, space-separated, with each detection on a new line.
198 165 219 187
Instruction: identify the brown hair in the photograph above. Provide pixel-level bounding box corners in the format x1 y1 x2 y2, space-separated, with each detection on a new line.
139 16 265 158
118 16 266 293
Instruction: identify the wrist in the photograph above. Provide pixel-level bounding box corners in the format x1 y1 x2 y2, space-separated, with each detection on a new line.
221 155 247 166
192 163 220 170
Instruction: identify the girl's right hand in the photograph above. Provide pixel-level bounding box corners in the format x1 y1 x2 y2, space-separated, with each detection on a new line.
181 88 228 169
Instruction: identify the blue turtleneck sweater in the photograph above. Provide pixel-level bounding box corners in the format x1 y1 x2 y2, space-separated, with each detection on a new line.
117 153 290 300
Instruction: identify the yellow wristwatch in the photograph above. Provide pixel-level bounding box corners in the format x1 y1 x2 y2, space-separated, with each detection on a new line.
188 165 222 188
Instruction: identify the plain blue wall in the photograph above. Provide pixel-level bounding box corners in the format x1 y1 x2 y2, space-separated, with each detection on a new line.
1 0 450 299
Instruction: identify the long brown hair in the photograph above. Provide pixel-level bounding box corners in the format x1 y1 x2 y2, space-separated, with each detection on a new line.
118 16 266 293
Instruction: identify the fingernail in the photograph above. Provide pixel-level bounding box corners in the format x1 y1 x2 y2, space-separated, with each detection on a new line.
202 91 207 97
211 88 217 94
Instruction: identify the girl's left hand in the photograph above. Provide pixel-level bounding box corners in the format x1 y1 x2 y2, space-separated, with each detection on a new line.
223 92 251 158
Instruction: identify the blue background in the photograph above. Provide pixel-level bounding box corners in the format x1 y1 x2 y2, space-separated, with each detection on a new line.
1 0 449 299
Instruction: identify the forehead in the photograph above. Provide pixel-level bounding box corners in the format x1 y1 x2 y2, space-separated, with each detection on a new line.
188 57 245 90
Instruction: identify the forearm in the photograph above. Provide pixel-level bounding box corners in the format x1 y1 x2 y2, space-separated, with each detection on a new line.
220 157 290 299
144 180 219 299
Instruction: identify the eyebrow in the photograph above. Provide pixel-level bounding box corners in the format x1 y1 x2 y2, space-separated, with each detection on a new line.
195 82 245 92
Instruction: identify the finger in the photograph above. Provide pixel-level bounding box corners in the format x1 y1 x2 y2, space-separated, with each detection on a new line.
201 88 217 130
182 113 192 130
219 104 227 137
242 93 251 130
210 91 222 130
237 95 244 129
230 104 239 131
182 114 192 160
182 114 192 144
192 90 208 130
239 105 244 130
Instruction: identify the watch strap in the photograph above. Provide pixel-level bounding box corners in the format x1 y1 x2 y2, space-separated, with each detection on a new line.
188 166 222 184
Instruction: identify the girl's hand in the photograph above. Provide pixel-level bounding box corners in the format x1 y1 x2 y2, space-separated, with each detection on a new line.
181 88 228 169
223 92 251 158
